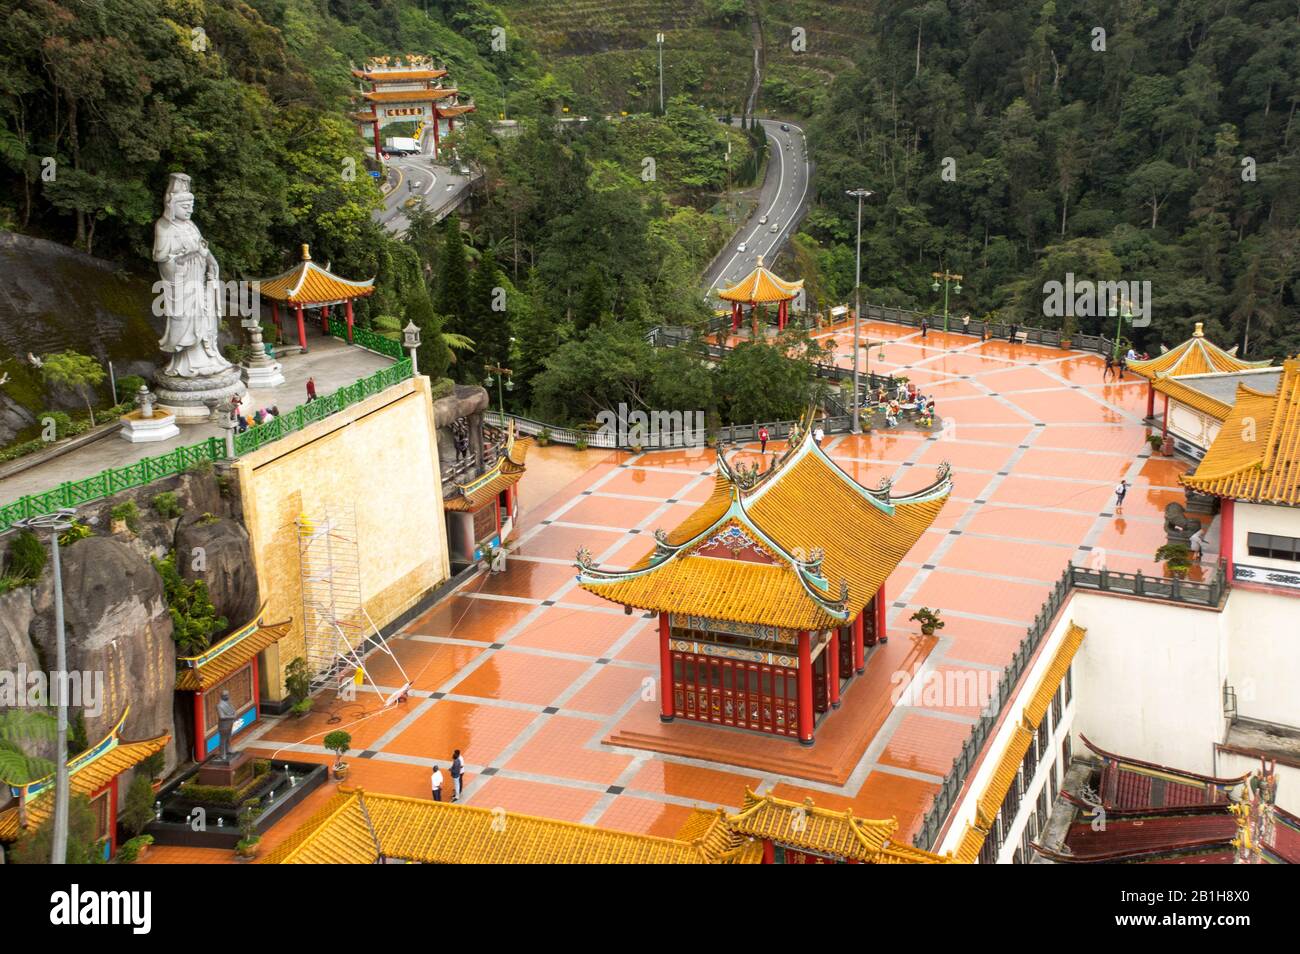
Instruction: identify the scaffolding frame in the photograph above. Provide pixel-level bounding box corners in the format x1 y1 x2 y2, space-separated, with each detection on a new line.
296 506 411 704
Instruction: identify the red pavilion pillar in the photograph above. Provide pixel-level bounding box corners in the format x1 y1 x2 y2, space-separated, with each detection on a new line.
1146 382 1155 419
731 302 741 332
797 630 814 745
1162 393 1170 442
271 302 282 343
827 630 841 708
658 613 673 722
432 111 441 159
852 613 865 673
373 120 382 158
294 303 307 350
762 840 775 864
321 304 331 335
344 299 355 342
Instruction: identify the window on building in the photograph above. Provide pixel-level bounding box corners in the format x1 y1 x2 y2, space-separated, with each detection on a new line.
1062 734 1072 770
1051 686 1063 725
1022 742 1037 787
1037 788 1050 826
1247 532 1300 562
1064 665 1073 705
1050 762 1059 797
1012 847 1023 864
1036 719 1050 763
979 831 999 865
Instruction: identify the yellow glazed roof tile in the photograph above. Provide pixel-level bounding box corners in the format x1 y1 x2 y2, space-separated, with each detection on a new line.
976 725 1033 829
1183 359 1300 504
1151 374 1235 422
718 259 804 304
0 709 169 841
445 437 530 512
1022 623 1086 730
175 617 290 692
1127 323 1270 381
254 244 375 304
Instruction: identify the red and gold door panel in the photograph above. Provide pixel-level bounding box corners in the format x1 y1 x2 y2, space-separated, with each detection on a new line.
669 650 796 737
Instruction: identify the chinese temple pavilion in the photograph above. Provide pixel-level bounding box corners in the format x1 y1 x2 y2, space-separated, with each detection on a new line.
1127 322 1270 420
718 256 804 334
253 244 375 350
174 610 291 761
575 420 951 744
444 426 532 565
0 709 168 859
350 55 475 160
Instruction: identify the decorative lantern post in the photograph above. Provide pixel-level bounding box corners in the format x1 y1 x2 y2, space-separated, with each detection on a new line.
403 320 422 375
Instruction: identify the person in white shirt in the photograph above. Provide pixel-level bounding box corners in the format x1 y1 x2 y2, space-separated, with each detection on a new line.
430 765 444 802
813 425 824 446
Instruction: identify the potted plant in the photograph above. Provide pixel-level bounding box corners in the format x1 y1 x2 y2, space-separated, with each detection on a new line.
909 607 945 636
286 657 313 718
574 436 588 452
324 730 352 781
1155 543 1193 579
536 427 552 447
234 798 263 861
1060 314 1076 349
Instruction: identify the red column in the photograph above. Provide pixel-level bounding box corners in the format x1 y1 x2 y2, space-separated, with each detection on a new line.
192 691 206 761
852 613 865 673
344 299 355 343
1220 498 1234 579
1162 393 1170 441
432 112 441 158
295 303 307 349
659 613 673 722
762 840 775 864
731 302 740 332
373 120 382 158
874 584 887 645
797 630 814 745
321 304 331 335
1146 382 1155 419
270 302 281 343
828 630 840 708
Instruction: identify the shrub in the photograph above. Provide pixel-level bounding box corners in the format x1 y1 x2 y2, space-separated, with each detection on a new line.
151 551 228 654
57 521 92 547
116 834 153 864
38 410 72 440
139 751 165 780
116 375 146 403
152 491 183 519
185 458 214 477
323 730 351 761
574 436 588 451
8 530 46 581
286 657 310 705
119 772 156 837
197 512 220 526
110 501 140 533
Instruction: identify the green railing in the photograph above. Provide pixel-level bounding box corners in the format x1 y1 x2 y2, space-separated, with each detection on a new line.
1 358 413 532
0 437 225 532
326 317 405 359
234 358 413 454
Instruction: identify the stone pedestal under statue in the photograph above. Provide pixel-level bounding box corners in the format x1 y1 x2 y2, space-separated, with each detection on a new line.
196 750 253 788
119 383 180 442
155 366 246 423
240 320 285 388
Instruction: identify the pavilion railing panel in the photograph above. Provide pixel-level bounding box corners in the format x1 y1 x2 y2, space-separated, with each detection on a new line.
326 317 405 359
859 304 1115 355
910 560 1228 852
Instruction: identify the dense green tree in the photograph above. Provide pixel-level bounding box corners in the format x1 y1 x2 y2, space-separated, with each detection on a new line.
437 215 473 344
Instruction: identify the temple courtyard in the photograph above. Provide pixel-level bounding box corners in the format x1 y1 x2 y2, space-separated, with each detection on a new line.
143 320 1198 862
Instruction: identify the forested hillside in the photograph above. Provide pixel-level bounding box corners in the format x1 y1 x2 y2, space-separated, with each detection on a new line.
800 0 1299 358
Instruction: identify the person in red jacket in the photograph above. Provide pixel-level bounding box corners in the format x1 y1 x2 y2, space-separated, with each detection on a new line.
758 425 769 455
306 376 317 403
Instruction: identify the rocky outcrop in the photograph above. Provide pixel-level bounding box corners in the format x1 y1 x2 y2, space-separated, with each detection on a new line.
27 536 177 766
175 514 258 627
433 384 489 473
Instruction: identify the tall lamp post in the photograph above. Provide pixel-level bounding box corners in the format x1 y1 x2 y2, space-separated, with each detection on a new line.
13 507 77 864
485 364 514 419
930 270 963 333
1107 298 1135 360
656 33 665 114
846 188 874 434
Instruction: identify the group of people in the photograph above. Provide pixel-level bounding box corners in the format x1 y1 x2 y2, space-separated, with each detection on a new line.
1103 347 1149 382
430 749 466 803
228 396 281 433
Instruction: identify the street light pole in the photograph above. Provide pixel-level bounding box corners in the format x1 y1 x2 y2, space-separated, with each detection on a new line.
656 33 665 114
1108 300 1135 360
930 270 963 333
15 508 76 863
846 188 873 434
485 364 513 419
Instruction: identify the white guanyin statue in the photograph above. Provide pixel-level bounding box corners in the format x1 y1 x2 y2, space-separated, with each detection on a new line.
154 173 233 377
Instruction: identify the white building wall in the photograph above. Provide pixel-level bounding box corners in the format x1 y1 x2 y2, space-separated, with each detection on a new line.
1069 591 1226 775
1223 585 1300 727
1167 400 1220 456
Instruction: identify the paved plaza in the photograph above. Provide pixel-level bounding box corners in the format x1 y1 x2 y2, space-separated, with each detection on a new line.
145 320 1199 862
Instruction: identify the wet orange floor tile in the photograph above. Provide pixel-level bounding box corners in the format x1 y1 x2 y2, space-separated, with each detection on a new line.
1016 446 1133 481
987 475 1114 512
369 639 485 692
934 616 1031 668
598 533 656 569
614 623 661 666
1092 514 1172 557
904 662 1002 717
978 365 1067 392
916 438 1014 473
256 692 412 752
595 797 697 837
472 560 575 599
1036 424 1148 454
626 760 763 805
940 535 1073 581
450 649 591 707
512 523 625 561
1003 388 1121 424
471 776 604 823
559 494 664 528
880 712 976 776
406 594 538 642
937 395 1036 425
909 569 1049 623
509 605 640 657
505 715 633 785
383 699 538 765
564 664 652 715
599 468 698 498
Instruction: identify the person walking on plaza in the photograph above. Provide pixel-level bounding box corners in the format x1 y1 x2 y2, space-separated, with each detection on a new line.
1117 353 1128 379
758 425 769 455
962 313 971 335
813 423 825 446
920 317 929 339
1189 526 1205 562
1114 479 1129 511
450 749 465 802
430 764 444 802
306 376 317 403
1103 354 1115 381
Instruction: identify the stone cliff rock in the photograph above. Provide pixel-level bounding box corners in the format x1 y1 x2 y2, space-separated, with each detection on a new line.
176 513 258 628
